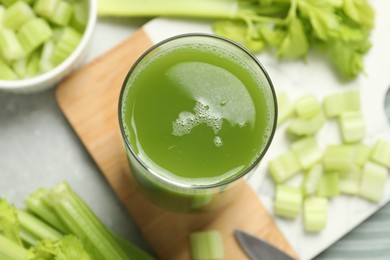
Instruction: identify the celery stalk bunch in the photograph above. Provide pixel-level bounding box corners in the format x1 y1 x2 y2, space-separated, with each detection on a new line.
98 0 374 79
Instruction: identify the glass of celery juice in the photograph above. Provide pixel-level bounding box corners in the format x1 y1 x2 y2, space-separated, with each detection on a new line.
119 34 277 212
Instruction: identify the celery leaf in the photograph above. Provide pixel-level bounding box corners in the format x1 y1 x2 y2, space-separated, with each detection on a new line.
277 18 308 58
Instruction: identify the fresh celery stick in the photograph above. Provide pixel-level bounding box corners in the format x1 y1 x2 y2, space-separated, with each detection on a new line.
0 60 17 79
33 0 59 18
3 1 35 30
70 0 88 32
0 234 29 260
16 210 63 241
50 27 82 65
355 144 372 168
339 169 362 195
291 137 322 170
11 58 27 78
295 95 321 119
24 187 68 233
19 226 40 246
303 197 328 232
0 29 25 61
287 112 325 136
0 199 23 246
50 182 151 260
370 139 390 168
50 1 73 26
276 91 294 126
360 162 388 203
339 112 365 143
26 51 40 77
110 231 155 260
17 18 52 54
39 40 54 73
274 185 303 219
316 172 340 197
323 145 356 172
323 89 360 118
190 230 224 260
268 150 302 183
302 164 323 196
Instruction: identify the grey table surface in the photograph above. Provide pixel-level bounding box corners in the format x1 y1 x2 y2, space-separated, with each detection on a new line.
1 17 390 260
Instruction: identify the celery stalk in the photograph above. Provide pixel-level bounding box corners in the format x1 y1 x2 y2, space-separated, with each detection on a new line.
323 89 360 118
360 162 388 203
302 164 323 196
287 112 325 136
51 1 73 26
111 231 155 260
303 197 328 232
190 230 224 260
71 0 88 31
0 235 28 260
50 182 152 260
338 111 365 143
268 150 302 183
291 137 322 170
3 1 35 30
0 29 25 61
16 210 63 241
370 139 390 168
17 18 52 54
355 144 372 168
276 91 295 126
0 199 23 246
323 145 356 172
19 226 40 246
316 172 340 197
274 185 303 219
0 60 17 79
295 95 321 119
339 169 362 195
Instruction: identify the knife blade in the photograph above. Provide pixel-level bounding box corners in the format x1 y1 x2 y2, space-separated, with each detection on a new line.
234 229 294 260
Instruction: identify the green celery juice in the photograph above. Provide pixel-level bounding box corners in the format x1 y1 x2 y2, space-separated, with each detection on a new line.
119 35 276 211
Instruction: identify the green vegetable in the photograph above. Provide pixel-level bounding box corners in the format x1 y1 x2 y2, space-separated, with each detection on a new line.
190 230 224 260
268 150 302 183
339 169 362 195
339 111 365 143
294 95 321 119
303 197 328 232
323 89 361 118
323 145 356 172
50 27 82 66
316 172 340 198
3 1 35 30
355 144 372 168
359 162 388 203
0 234 29 260
0 59 17 80
274 185 303 219
0 29 25 61
287 112 325 136
276 91 295 126
370 139 390 168
302 164 323 196
97 0 374 79
291 137 322 170
0 199 23 246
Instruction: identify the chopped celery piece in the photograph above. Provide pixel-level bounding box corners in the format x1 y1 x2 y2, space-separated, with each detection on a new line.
0 234 29 260
0 29 25 61
269 150 302 183
16 210 63 241
295 95 321 119
360 162 388 203
323 145 356 172
26 51 40 77
0 60 17 79
276 91 294 126
339 112 365 143
371 139 390 168
339 169 362 195
316 172 340 197
0 199 23 246
355 144 372 168
302 164 323 196
51 1 73 26
274 185 303 219
303 197 328 232
0 0 17 7
17 18 52 54
24 187 68 233
3 1 35 30
33 0 59 18
12 58 27 78
191 193 213 210
291 137 322 170
287 112 325 136
323 89 360 118
50 182 131 260
39 40 54 73
70 0 88 32
50 27 82 66
190 230 224 260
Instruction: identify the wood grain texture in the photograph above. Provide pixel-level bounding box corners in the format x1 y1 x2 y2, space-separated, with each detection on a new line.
56 28 298 260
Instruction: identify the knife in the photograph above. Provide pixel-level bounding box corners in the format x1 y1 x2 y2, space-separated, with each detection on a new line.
234 229 294 260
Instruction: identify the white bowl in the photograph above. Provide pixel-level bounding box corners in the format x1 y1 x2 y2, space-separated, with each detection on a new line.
0 0 97 94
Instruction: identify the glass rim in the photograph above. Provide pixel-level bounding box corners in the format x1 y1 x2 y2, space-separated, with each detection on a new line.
118 33 278 191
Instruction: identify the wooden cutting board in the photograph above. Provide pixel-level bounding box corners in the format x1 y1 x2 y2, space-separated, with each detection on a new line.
55 28 298 260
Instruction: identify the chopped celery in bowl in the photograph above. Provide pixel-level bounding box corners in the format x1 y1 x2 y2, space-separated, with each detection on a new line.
0 0 96 93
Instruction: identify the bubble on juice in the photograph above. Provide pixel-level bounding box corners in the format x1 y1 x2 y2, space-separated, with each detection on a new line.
214 136 223 147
